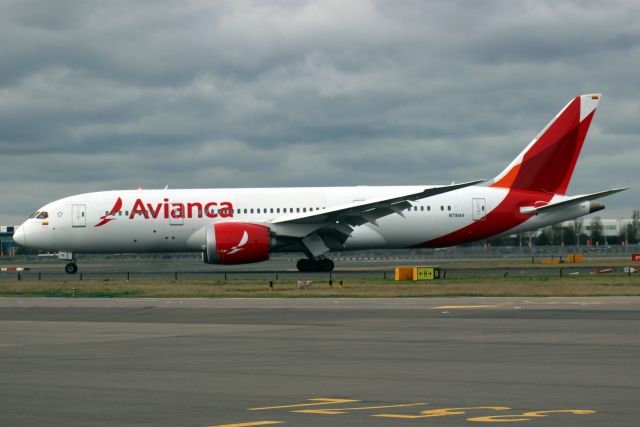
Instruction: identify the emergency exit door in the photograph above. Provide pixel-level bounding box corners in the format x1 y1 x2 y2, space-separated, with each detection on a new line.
472 198 486 221
72 204 86 227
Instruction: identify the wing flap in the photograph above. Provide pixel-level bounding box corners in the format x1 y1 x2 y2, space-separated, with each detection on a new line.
269 179 483 240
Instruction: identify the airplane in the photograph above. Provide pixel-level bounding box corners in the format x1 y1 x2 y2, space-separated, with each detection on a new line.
13 93 626 274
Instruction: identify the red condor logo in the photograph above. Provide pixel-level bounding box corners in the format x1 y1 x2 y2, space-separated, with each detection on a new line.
95 198 234 227
95 197 123 227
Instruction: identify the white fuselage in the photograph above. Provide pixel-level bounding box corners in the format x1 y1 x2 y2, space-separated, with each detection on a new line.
15 185 590 254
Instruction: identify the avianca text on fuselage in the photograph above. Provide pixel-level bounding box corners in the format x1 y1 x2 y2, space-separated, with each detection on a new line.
96 197 234 227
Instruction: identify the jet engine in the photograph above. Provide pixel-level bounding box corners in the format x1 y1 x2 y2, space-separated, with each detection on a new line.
203 222 272 264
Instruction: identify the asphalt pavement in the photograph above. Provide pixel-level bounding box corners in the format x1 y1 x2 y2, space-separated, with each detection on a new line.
1 297 639 426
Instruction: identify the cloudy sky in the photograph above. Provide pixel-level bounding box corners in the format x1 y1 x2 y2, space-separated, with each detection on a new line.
1 0 639 225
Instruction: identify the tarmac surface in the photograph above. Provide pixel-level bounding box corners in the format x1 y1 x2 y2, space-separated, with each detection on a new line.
1 296 639 426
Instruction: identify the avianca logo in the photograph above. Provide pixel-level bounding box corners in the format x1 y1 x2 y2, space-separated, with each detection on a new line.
227 231 248 255
95 197 234 227
95 197 123 227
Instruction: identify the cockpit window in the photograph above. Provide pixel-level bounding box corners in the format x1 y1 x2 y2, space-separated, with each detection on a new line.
28 212 39 219
36 211 49 219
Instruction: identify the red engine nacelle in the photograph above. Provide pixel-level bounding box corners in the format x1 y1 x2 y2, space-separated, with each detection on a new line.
203 222 272 265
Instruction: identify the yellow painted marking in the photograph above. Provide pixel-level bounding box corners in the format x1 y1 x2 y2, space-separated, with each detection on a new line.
433 305 501 309
525 410 595 416
207 421 283 427
249 398 359 411
293 402 427 415
467 409 596 422
375 406 510 419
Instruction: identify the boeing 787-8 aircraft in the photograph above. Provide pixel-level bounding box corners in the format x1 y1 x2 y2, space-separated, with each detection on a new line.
14 94 625 273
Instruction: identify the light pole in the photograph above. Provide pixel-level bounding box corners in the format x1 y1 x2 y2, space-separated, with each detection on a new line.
625 219 629 246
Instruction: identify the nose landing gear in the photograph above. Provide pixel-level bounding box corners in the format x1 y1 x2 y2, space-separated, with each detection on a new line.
64 263 78 274
59 252 78 274
296 257 334 272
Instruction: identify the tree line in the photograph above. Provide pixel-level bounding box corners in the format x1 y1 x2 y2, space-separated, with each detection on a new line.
488 209 640 246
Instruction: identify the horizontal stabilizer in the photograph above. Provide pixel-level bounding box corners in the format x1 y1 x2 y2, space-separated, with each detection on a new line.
520 188 628 215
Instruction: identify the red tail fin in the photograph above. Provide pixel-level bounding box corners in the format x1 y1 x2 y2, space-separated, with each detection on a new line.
490 94 601 195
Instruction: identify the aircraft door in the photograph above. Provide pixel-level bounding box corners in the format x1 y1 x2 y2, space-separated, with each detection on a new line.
72 204 86 227
472 198 486 221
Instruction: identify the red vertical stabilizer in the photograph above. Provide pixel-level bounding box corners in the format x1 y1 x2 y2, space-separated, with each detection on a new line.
490 94 600 195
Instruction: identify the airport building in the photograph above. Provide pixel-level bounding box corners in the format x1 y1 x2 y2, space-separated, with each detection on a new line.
531 217 639 245
0 226 18 256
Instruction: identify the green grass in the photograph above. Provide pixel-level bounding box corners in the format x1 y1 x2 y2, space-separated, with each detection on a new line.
1 273 639 298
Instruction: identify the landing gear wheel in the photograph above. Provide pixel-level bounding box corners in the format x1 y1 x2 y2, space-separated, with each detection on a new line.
65 263 78 274
296 259 312 272
296 258 334 272
321 258 334 272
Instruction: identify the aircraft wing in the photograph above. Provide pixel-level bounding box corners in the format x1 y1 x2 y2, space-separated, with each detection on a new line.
520 188 628 215
270 180 483 242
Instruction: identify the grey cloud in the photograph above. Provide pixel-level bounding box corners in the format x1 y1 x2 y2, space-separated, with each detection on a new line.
1 0 639 224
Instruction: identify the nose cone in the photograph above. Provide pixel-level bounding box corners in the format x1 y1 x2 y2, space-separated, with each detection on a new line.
13 225 26 247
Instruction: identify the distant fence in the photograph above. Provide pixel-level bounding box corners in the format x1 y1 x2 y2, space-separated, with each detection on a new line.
2 266 638 283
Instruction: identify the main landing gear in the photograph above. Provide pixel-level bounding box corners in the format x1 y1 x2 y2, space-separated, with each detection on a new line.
65 262 78 274
296 257 334 272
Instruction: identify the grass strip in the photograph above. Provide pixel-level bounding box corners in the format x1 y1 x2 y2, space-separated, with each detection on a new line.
1 274 639 298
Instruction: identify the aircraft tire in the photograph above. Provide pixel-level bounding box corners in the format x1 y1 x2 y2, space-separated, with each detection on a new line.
296 258 334 272
321 258 334 272
65 263 78 274
296 259 311 272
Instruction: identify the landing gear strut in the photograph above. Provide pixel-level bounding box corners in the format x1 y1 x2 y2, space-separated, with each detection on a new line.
65 263 78 274
296 257 334 272
59 251 78 274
